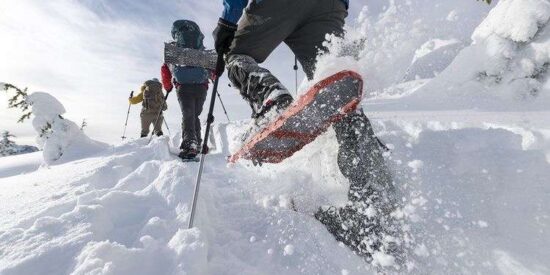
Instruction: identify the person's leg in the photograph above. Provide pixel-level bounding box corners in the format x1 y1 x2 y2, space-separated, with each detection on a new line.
193 86 208 147
284 0 392 192
140 111 151 137
316 110 401 261
284 0 402 264
226 0 309 116
153 114 163 136
284 0 347 79
177 87 198 151
226 55 292 116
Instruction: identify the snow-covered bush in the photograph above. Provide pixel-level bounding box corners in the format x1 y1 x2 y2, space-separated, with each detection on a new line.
25 92 107 164
404 0 550 109
471 0 550 101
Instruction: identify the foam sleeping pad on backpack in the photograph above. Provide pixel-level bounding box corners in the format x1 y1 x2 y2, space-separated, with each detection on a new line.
164 43 217 70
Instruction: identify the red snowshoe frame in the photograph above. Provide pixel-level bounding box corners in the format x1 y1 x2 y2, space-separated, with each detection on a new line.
229 70 363 164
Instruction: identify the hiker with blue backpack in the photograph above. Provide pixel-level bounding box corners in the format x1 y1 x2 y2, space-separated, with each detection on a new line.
161 20 212 160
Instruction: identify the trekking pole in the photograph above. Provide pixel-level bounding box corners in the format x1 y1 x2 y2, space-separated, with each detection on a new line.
121 91 134 140
188 54 225 229
216 91 230 122
163 119 172 137
148 90 171 144
293 56 299 95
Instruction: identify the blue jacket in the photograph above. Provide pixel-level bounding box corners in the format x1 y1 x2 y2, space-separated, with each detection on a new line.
222 0 349 24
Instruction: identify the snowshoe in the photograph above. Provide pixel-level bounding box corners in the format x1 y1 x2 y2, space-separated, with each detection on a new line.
229 70 363 164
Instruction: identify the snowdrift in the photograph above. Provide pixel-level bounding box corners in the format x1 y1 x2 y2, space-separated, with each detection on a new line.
312 0 494 95
0 152 42 178
372 0 550 110
1 114 549 274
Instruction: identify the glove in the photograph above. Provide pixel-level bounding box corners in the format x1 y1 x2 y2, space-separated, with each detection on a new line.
213 18 238 55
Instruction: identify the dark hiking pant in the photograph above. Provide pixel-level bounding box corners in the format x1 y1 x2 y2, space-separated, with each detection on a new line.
140 110 163 137
227 0 401 264
177 84 207 150
226 0 347 115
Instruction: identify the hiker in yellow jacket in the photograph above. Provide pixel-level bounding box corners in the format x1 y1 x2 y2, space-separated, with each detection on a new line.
129 78 167 137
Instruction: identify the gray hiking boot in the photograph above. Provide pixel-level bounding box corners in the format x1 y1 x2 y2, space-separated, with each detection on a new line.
254 87 293 119
178 142 199 160
239 92 293 143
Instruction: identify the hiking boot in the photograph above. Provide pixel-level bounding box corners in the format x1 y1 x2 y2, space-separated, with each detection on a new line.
255 87 293 119
237 93 293 144
178 147 198 159
179 141 199 159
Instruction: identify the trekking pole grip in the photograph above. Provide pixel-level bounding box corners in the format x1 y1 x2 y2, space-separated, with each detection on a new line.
215 54 225 78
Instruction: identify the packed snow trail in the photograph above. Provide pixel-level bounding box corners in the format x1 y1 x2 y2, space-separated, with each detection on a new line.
0 130 368 274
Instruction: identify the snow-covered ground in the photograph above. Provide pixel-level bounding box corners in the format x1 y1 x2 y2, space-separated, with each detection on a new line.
0 152 42 178
1 109 548 274
1 0 549 274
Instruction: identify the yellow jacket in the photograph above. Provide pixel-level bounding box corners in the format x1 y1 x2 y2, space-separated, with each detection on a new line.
128 85 146 105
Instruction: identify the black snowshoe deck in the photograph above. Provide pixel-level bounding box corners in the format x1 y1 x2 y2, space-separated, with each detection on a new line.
229 70 363 164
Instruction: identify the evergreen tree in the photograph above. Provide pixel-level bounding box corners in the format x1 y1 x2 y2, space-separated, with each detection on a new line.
1 83 32 123
0 131 17 156
80 119 88 131
1 131 15 146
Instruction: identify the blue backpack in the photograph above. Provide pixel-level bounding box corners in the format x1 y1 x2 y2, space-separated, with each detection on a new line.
171 20 209 85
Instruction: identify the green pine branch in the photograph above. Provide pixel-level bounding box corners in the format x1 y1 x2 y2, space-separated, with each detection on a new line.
2 83 32 123
80 119 87 131
1 130 16 146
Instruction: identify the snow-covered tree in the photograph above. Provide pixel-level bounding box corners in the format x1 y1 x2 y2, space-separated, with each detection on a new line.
26 92 106 163
394 0 550 109
2 82 106 163
0 130 38 157
80 119 88 131
0 131 17 156
1 131 15 145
